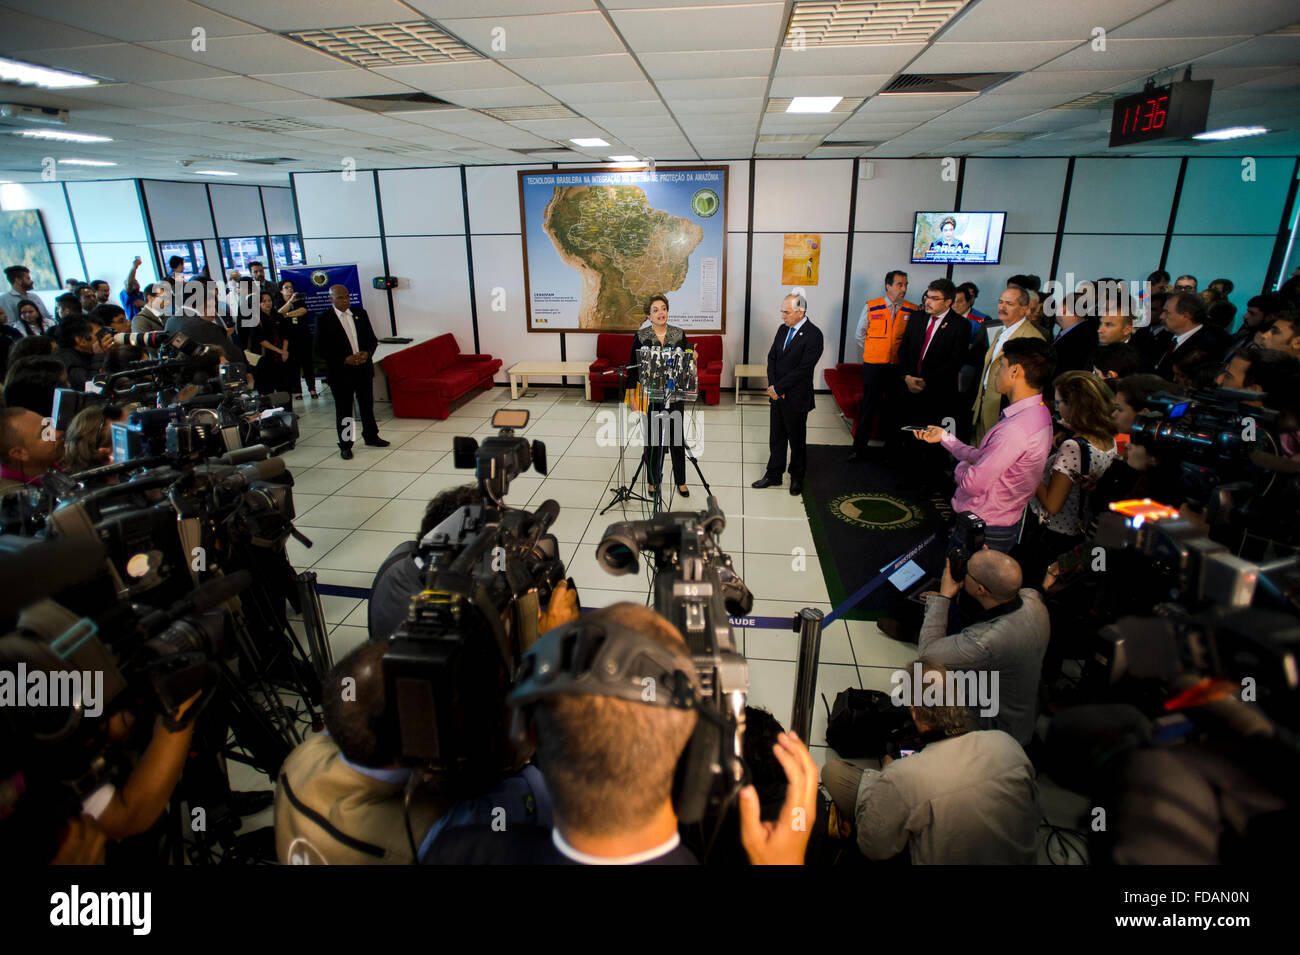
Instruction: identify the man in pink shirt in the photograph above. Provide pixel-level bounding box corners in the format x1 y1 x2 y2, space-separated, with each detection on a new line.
915 337 1056 553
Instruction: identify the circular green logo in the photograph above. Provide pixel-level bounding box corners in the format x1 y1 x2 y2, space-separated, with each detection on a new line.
690 188 720 218
829 492 926 531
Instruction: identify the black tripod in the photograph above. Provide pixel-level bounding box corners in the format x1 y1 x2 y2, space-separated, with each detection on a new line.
602 363 652 514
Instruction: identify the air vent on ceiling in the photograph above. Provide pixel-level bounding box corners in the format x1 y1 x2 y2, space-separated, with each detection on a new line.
881 72 1014 94
286 22 481 67
188 153 297 165
330 92 457 113
765 97 863 114
822 140 884 149
961 131 1033 142
515 147 580 157
481 105 578 122
1050 92 1114 110
759 134 827 143
362 143 436 155
218 118 332 133
785 0 970 47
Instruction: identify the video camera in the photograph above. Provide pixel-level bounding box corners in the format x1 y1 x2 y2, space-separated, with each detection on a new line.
596 495 752 823
946 512 986 583
382 409 564 784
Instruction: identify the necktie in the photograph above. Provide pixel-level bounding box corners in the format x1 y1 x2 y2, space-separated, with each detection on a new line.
785 327 796 350
917 317 938 373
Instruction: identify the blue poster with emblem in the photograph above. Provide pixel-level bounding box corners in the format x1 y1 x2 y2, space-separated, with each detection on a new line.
279 263 363 321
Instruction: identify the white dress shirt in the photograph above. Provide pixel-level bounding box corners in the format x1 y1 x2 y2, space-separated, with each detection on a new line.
984 317 1026 386
335 306 360 355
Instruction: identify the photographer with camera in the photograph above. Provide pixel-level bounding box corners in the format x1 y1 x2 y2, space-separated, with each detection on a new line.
914 338 1057 554
917 550 1049 746
427 604 819 865
820 660 1040 864
51 316 98 391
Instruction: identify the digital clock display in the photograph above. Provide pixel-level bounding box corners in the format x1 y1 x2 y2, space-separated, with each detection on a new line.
1109 80 1213 147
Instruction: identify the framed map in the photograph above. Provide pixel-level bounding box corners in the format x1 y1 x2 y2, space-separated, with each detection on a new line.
518 166 727 333
0 210 59 290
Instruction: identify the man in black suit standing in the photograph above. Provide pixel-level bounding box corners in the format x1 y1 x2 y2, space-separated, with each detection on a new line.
315 284 389 460
896 278 969 486
752 291 824 495
1153 291 1231 381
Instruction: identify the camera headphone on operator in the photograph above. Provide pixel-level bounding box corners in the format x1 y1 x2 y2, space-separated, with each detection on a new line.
507 616 746 824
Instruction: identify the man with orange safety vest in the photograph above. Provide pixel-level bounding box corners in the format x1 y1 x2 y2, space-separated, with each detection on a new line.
848 270 918 462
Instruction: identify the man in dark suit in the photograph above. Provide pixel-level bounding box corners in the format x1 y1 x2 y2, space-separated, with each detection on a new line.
896 279 970 481
1153 291 1231 381
1050 291 1100 380
315 284 389 460
752 292 824 495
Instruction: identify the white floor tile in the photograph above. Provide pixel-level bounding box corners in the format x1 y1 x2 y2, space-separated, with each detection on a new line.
291 467 360 496
314 529 413 571
328 624 370 660
395 470 477 501
337 470 419 498
286 525 352 569
361 498 430 532
368 448 443 472
399 431 460 452
295 495 386 529
742 552 830 603
742 514 816 554
845 619 920 669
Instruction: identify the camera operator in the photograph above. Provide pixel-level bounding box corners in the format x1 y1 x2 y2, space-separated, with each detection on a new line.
0 406 64 495
820 660 1040 864
914 338 1057 553
131 282 171 347
274 643 456 864
4 355 69 419
427 604 819 865
61 404 125 474
51 315 98 391
916 551 1048 746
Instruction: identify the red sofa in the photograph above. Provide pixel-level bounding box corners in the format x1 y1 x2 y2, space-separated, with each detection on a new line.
824 363 864 436
587 332 724 405
381 333 501 419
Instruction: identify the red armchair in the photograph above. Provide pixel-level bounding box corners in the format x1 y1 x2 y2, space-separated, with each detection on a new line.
823 363 864 435
690 335 723 405
587 333 635 401
381 333 501 419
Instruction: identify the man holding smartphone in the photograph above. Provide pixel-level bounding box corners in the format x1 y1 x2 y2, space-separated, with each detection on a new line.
913 338 1055 554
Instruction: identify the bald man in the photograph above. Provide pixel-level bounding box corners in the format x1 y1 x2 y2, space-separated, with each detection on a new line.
0 407 65 495
314 285 388 459
916 549 1049 746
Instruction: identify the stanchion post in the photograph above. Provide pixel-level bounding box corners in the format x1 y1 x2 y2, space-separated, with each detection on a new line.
790 607 825 741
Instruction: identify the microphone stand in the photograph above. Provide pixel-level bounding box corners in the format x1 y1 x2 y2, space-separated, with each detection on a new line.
601 363 651 514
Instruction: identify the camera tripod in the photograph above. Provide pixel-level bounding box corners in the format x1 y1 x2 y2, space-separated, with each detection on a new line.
606 394 711 516
602 363 651 513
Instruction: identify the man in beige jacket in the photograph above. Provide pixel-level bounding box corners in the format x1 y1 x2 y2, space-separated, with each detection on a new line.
971 285 1046 442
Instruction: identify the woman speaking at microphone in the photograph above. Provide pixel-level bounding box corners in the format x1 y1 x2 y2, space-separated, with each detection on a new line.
630 294 690 500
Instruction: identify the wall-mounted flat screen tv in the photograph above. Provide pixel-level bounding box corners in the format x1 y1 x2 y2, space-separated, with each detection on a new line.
911 211 1007 265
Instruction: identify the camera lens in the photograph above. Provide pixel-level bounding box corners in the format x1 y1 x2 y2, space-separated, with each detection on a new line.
596 526 640 575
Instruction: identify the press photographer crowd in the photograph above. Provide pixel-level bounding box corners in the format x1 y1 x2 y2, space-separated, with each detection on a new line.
1 254 1298 868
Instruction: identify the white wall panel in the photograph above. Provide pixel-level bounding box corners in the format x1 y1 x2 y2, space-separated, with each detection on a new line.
1055 234 1166 288
0 182 76 243
719 231 749 388
143 180 213 240
300 237 389 320
65 180 148 243
466 164 548 235
379 167 464 237
846 232 917 363
385 235 474 344
1165 234 1277 309
471 233 560 377
294 172 379 238
1065 158 1179 234
79 242 158 291
752 160 853 233
262 187 299 235
1174 158 1294 236
46 242 83 293
747 231 847 391
960 159 1068 233
209 183 266 238
854 159 958 233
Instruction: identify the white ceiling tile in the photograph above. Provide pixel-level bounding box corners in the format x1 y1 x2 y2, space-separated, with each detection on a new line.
20 43 230 82
858 93 976 112
245 99 377 118
0 0 258 43
579 101 672 118
0 10 118 53
141 75 312 102
188 0 423 31
148 103 288 121
405 0 596 16
1187 36 1300 69
249 71 418 97
439 12 623 58
58 84 215 109
435 87 559 108
941 0 1165 41
989 70 1151 95
670 97 765 115
639 49 775 80
370 59 522 90
503 53 645 85
610 3 785 53
141 33 353 73
1040 36 1253 71
545 81 659 103
1111 0 1299 39
656 76 769 99
907 40 1081 74
774 45 925 79
769 74 893 97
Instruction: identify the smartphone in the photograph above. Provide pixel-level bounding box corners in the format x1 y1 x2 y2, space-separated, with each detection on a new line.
898 749 917 758
900 425 928 434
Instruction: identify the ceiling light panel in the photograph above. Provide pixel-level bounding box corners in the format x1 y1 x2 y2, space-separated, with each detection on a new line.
785 1 971 47
286 22 482 68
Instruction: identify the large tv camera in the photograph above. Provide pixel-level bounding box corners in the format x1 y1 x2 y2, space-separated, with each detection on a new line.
595 494 753 822
382 409 564 787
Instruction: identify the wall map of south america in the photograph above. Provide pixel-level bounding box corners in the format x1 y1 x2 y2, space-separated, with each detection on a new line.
519 167 727 333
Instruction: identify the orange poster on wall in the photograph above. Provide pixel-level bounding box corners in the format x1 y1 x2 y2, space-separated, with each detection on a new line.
782 233 821 285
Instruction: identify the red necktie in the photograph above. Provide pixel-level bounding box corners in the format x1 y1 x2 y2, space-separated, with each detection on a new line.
917 317 939 374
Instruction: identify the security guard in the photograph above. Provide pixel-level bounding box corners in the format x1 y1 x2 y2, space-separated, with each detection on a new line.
848 270 918 462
